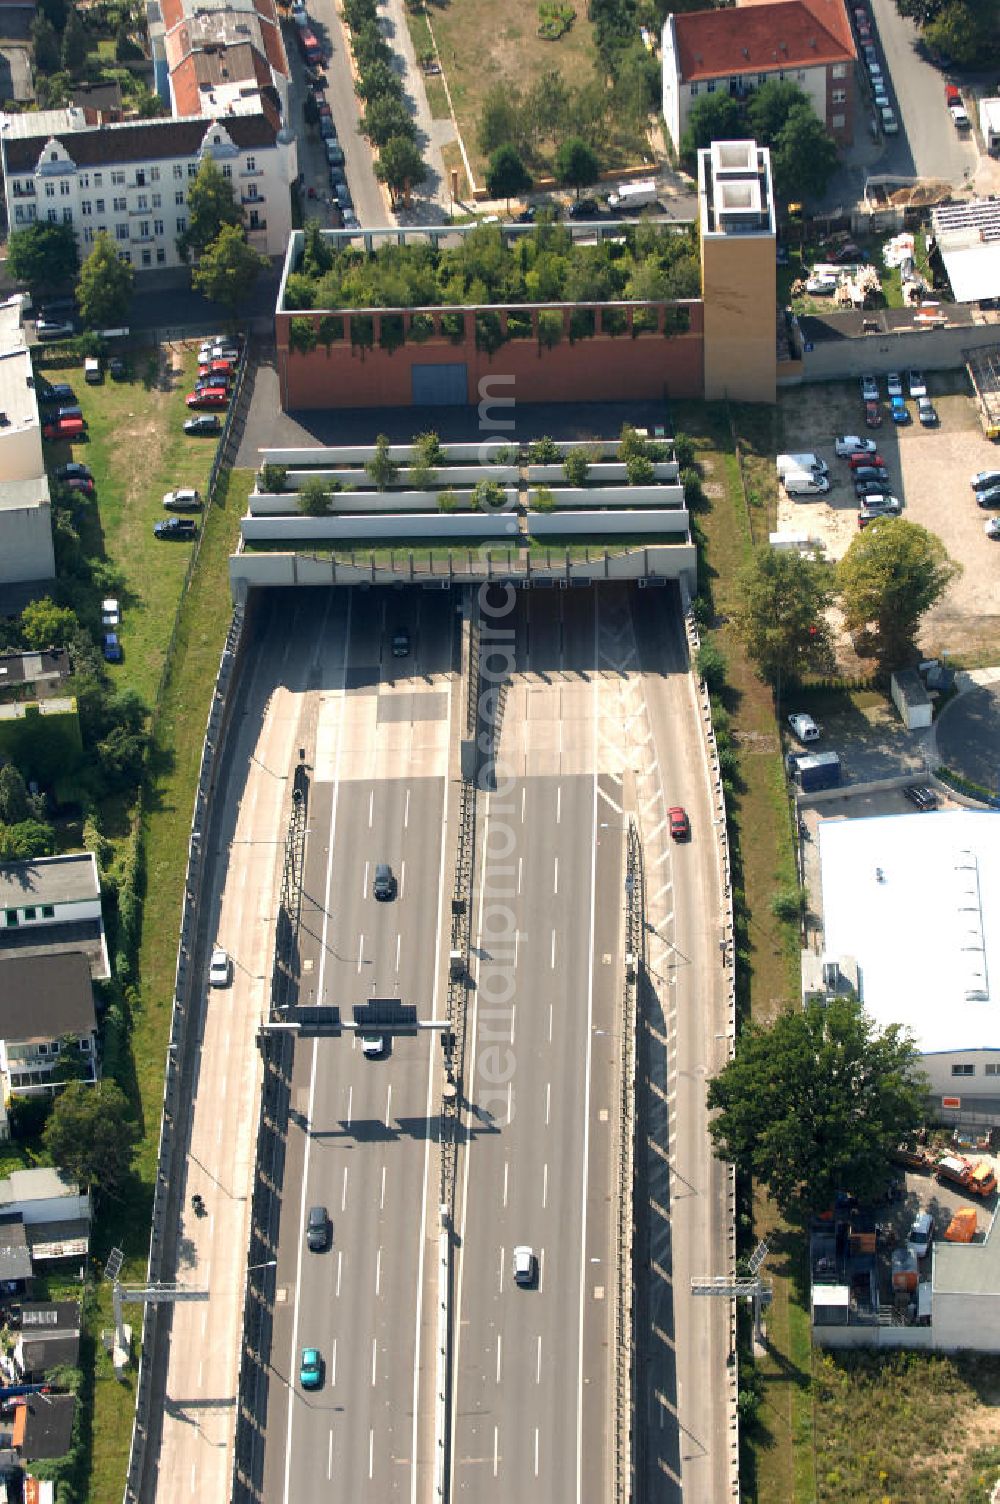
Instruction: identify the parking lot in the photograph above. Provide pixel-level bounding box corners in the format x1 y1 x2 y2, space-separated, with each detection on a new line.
776 379 1000 662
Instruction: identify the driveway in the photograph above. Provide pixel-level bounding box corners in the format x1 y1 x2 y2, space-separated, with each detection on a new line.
869 0 978 186
935 683 1000 793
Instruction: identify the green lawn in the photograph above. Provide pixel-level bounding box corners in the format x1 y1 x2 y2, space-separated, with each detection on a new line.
42 350 221 709
87 468 251 1500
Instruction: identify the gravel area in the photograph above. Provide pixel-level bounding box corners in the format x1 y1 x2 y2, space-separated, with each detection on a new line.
775 380 1000 662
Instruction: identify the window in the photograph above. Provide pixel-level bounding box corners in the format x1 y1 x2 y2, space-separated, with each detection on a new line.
138 220 150 238
156 247 166 264
59 180 70 197
757 73 767 84
153 218 164 235
213 133 221 144
49 151 58 162
44 182 55 199
142 249 151 266
176 216 187 233
120 250 132 264
249 209 261 229
79 1038 91 1052
245 155 256 172
112 169 125 185
14 206 26 224
151 166 160 181
222 164 232 179
80 172 89 188
832 113 845 128
94 171 102 186
175 190 185 206
81 200 92 216
173 164 183 179
62 208 72 224
23 908 35 922
137 194 148 210
689 82 699 96
187 162 198 178
152 192 161 208
4 911 17 927
40 905 54 919
706 79 716 93
797 70 805 81
116 222 129 241
832 63 846 78
952 1064 974 1077
47 209 58 223
832 89 846 104
986 1064 1000 1077
113 196 126 212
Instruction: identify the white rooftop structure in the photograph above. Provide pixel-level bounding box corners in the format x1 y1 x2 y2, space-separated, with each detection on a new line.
818 810 1000 1057
930 199 1000 305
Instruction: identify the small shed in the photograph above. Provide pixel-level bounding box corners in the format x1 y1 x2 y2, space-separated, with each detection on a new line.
980 98 1000 156
891 669 932 730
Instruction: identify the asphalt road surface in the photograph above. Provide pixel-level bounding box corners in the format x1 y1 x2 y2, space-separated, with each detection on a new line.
263 585 457 1503
870 0 977 185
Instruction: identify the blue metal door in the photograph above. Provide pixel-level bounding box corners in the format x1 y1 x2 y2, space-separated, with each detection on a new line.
411 362 468 405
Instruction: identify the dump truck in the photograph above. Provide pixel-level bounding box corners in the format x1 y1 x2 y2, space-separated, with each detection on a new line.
934 1154 997 1197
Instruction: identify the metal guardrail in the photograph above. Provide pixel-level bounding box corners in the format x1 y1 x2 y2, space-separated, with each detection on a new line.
616 816 643 1503
122 602 247 1504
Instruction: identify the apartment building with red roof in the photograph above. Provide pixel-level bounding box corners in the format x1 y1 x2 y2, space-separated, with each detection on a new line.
662 0 856 156
150 0 290 122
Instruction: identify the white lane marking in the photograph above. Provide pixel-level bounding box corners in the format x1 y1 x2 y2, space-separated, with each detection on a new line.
553 856 559 895
545 1081 551 1126
551 929 556 969
372 1337 377 1386
335 1250 342 1298
493 1425 499 1478
363 858 369 900
507 1078 512 1122
376 1245 382 1296
346 1085 353 1129
517 855 522 895
499 1246 505 1294
548 1003 553 1043
542 1162 548 1210
328 1428 334 1477
380 1163 386 1211
536 1335 542 1385
385 1083 392 1128
521 786 526 823
510 1003 516 1045
503 1160 509 1209
395 932 401 973
330 1340 337 1389
496 1333 503 1384
368 789 374 827
557 785 562 824
576 601 600 1504
357 932 364 972
400 859 406 899
369 1428 374 1480
540 1247 545 1292
404 787 410 828
514 928 519 967
534 1427 540 1478
341 1165 348 1212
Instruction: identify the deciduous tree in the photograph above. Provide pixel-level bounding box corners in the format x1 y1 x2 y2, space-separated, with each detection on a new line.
364 433 399 492
76 230 134 328
679 94 745 163
7 221 78 295
192 224 267 316
297 477 332 515
771 105 839 203
20 597 78 650
485 145 532 211
376 136 428 206
60 8 87 72
734 546 835 685
177 158 242 262
30 11 60 72
836 518 959 663
42 1080 139 1200
707 996 927 1220
554 136 599 199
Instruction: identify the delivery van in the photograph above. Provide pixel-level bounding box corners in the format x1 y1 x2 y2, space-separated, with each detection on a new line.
783 469 830 497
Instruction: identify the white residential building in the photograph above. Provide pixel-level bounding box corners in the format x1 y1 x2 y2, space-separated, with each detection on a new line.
0 853 109 980
2 105 297 270
0 296 54 590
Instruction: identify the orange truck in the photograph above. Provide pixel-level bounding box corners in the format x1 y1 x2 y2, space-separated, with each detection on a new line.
935 1154 997 1197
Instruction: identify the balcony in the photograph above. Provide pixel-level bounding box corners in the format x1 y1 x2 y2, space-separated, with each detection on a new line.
12 184 35 198
241 191 265 205
246 219 268 237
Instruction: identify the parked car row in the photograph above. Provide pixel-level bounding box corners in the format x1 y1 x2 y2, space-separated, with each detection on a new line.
859 371 938 430
851 1 898 136
971 472 1000 539
185 334 242 412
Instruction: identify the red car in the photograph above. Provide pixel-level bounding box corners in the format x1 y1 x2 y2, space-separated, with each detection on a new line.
43 416 86 441
668 806 690 841
62 476 94 495
849 450 885 469
864 400 882 428
198 359 235 382
186 388 229 409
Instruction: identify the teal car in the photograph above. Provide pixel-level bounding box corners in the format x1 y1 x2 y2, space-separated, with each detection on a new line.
300 1347 323 1390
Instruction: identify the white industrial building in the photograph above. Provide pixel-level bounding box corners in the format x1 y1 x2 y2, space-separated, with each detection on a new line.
816 810 1000 1107
0 296 55 591
1 104 297 271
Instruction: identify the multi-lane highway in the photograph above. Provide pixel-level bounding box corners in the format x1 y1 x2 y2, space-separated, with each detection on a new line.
263 585 457 1502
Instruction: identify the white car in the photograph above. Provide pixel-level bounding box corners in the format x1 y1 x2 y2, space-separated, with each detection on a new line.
788 713 820 743
986 518 1000 540
360 1034 385 1058
805 274 838 295
886 372 902 398
858 494 902 514
972 471 1000 491
881 107 899 135
101 597 121 628
209 947 231 987
860 374 879 402
834 435 877 457
907 370 927 398
513 1245 536 1286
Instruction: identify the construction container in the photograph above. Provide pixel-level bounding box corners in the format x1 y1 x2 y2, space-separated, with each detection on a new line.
891 1247 918 1293
944 1207 977 1243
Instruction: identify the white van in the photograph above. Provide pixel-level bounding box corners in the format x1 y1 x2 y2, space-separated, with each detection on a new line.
776 452 828 478
783 470 830 497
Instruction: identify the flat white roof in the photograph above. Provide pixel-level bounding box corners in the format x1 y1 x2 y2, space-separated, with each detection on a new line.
931 199 1000 305
818 811 1000 1056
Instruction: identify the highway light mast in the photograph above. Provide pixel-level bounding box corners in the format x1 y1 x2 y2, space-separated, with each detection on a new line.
691 1238 772 1343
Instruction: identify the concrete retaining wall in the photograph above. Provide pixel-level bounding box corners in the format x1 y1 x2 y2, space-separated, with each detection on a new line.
241 512 519 542
278 465 519 489
527 484 685 509
526 462 679 483
247 488 518 516
795 317 1000 383
527 509 690 536
258 441 516 465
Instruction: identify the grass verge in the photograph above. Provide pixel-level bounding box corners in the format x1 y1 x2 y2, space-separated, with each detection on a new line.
86 468 250 1500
